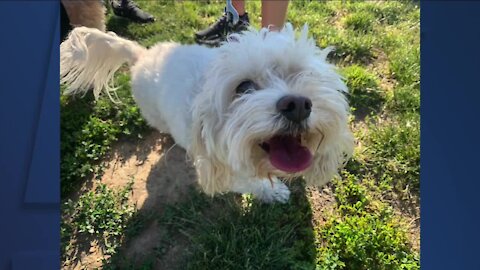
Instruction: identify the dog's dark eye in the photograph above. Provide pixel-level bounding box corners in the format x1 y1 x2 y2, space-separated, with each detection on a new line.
236 80 258 95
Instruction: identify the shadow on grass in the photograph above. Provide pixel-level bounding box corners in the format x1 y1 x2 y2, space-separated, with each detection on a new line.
99 139 317 269
341 65 386 122
106 16 136 39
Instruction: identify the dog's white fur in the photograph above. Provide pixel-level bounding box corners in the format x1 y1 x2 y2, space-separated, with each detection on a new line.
60 24 354 203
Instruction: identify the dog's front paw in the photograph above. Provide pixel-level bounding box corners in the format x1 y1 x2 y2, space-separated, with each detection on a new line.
256 178 291 204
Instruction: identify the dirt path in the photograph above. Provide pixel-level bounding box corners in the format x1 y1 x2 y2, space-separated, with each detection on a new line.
67 131 197 269
101 132 196 208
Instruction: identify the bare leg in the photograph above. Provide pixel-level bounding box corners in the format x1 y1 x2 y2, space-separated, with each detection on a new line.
232 0 246 16
261 0 289 31
194 0 248 44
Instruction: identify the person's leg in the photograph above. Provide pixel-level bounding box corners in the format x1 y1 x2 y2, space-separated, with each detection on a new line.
232 0 246 16
110 0 155 23
62 0 106 32
195 0 250 45
261 0 289 31
60 1 72 42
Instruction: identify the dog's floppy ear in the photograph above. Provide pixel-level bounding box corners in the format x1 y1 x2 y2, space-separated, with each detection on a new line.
190 98 232 196
304 128 354 187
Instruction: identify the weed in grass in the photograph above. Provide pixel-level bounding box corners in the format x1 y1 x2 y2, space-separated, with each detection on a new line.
317 210 419 270
343 12 375 33
333 173 369 215
62 181 135 261
318 173 419 270
98 209 157 269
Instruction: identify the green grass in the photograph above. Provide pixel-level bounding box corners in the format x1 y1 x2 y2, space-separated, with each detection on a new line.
160 182 316 270
316 173 419 270
61 74 148 195
359 115 420 200
61 1 420 269
62 182 135 259
343 11 376 33
341 64 385 116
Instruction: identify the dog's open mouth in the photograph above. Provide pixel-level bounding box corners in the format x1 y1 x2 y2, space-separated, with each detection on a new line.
260 135 312 173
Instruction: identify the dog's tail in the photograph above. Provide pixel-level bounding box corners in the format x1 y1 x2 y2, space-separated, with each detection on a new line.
60 27 146 101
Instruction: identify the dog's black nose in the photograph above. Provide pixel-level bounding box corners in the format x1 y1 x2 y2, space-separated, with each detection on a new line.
276 95 312 123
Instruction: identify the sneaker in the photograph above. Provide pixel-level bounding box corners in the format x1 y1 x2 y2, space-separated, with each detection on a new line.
111 0 155 23
195 12 250 46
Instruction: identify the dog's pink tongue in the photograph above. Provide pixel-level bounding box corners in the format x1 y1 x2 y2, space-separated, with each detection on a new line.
268 135 312 173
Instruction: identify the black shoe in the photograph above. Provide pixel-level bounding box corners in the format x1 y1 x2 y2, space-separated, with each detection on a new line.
111 0 155 23
195 12 250 46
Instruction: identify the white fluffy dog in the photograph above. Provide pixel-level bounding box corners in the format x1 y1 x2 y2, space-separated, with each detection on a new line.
60 24 354 203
